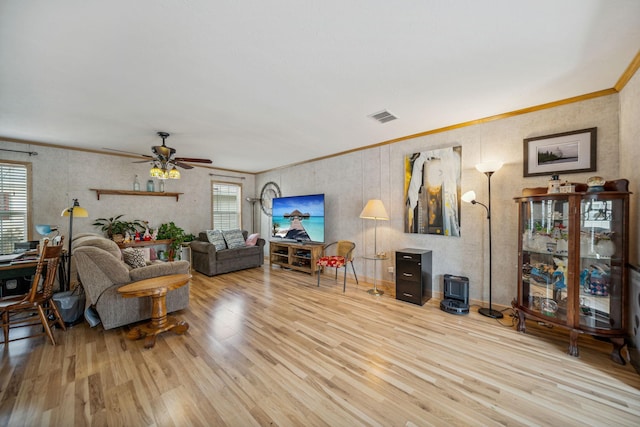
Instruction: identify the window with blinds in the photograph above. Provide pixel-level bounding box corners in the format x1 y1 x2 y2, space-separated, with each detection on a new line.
212 182 242 230
0 162 30 254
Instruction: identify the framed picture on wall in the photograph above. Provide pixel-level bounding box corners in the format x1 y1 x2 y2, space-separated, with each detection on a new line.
404 146 462 236
523 127 597 177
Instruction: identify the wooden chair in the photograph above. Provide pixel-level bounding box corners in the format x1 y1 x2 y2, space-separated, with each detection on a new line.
316 241 359 292
0 238 66 346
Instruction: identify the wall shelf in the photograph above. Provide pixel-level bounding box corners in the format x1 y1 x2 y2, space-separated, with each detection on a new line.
90 189 183 202
117 239 173 249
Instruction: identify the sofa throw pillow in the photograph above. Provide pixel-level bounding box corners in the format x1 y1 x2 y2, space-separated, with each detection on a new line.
245 233 260 246
222 229 246 249
206 230 227 251
122 247 146 269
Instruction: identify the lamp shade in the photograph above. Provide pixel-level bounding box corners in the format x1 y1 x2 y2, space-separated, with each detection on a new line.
359 199 389 220
461 191 476 203
36 224 58 235
168 167 180 179
476 161 503 174
61 199 89 217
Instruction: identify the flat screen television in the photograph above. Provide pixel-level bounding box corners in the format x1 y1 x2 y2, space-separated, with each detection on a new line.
271 193 325 243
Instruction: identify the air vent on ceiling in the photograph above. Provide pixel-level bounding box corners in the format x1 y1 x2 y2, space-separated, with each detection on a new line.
368 110 398 124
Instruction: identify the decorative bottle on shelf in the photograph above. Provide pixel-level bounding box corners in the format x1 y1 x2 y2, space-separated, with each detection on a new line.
146 179 154 192
159 180 165 192
133 174 140 191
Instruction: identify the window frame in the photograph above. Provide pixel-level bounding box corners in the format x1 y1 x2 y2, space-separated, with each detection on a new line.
0 160 32 254
211 180 243 231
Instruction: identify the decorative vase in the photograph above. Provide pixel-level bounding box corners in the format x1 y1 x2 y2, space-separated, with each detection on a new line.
146 179 154 192
587 176 605 193
556 239 568 255
595 239 615 258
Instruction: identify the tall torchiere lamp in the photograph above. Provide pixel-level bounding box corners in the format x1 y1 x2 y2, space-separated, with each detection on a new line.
359 199 389 257
245 197 260 234
61 199 89 292
461 161 503 319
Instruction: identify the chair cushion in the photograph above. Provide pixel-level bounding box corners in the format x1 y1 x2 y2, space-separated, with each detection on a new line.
317 256 346 268
122 247 146 269
205 230 227 250
223 229 246 249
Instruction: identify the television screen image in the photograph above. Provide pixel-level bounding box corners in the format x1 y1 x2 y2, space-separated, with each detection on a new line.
271 194 325 243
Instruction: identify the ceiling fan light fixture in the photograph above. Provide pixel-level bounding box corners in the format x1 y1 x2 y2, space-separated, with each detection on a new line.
150 164 163 178
169 166 180 179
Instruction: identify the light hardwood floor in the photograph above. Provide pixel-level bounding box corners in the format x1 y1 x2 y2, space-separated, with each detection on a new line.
2 266 640 426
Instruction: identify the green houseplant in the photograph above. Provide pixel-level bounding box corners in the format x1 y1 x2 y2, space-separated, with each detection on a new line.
92 215 146 242
156 222 187 260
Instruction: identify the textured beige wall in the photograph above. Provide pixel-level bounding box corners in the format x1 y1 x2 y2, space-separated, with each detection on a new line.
620 68 640 266
1 86 632 308
619 65 640 362
0 143 255 241
258 94 622 306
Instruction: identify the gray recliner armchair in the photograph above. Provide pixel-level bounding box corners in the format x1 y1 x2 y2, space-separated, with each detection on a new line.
73 235 190 330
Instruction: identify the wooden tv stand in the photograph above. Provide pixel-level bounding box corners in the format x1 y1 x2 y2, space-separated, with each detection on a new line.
269 241 324 276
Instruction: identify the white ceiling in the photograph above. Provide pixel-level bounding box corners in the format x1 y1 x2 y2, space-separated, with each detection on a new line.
1 1 639 173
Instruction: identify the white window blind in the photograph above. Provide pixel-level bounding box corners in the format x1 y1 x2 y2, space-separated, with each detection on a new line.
212 182 242 230
0 162 29 254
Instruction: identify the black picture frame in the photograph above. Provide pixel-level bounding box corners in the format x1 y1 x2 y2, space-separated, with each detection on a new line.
523 127 597 177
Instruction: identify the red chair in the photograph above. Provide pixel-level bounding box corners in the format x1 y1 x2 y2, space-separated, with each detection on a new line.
316 241 358 292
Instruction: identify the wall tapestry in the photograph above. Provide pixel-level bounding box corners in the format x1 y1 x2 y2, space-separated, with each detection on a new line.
404 146 462 236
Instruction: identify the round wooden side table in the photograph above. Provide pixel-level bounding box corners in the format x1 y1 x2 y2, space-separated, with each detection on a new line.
118 273 191 348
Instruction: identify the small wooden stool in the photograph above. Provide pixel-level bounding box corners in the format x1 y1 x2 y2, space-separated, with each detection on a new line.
118 274 191 348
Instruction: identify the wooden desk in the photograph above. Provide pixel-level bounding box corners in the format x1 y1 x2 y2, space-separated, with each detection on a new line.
0 261 38 298
117 274 191 348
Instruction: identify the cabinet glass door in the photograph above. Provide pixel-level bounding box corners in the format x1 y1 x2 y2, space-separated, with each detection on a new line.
579 197 623 330
520 198 569 321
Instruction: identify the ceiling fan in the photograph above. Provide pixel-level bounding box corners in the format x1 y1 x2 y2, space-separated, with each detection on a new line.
104 131 212 178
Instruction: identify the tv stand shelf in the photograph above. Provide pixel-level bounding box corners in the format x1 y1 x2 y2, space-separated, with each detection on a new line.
269 241 323 276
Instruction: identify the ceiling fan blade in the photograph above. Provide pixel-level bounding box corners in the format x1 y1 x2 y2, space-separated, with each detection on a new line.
103 147 152 158
132 159 152 163
173 161 194 169
175 157 212 164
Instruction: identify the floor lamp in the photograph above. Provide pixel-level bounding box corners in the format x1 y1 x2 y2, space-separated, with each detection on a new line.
61 199 88 292
245 197 260 234
360 199 389 295
462 161 503 319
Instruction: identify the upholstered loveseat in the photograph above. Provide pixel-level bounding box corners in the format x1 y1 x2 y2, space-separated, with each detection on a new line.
190 230 265 276
72 234 190 330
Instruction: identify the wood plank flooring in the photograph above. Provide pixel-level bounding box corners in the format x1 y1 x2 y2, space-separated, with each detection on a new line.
1 265 640 426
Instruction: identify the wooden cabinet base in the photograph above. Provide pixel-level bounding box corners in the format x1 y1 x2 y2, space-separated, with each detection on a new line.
514 304 626 365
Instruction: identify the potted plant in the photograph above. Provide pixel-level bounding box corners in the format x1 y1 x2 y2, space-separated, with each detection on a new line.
92 215 146 242
157 222 187 260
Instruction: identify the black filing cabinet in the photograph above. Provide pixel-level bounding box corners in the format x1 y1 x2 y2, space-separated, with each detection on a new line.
395 248 432 305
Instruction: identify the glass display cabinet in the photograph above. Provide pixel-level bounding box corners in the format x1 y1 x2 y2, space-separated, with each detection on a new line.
512 179 629 364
